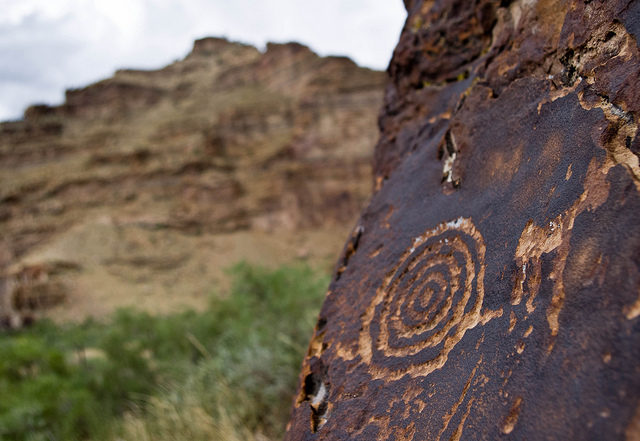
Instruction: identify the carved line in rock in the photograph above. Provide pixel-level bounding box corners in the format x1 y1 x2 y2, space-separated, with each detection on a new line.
359 217 501 380
435 355 483 441
355 354 486 441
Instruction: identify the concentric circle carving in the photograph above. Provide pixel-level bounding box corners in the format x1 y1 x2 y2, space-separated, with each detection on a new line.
359 217 490 379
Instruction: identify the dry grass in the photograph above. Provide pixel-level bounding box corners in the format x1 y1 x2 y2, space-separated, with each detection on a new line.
0 263 327 441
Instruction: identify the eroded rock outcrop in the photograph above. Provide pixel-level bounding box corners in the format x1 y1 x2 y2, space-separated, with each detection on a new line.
286 1 640 440
0 38 384 323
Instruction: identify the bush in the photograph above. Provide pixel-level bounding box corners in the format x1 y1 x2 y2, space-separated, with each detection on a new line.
0 263 327 441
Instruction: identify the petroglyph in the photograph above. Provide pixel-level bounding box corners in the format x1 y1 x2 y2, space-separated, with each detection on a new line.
501 397 523 435
508 311 517 333
512 218 563 309
511 152 625 351
359 218 501 380
625 292 640 321
437 357 483 441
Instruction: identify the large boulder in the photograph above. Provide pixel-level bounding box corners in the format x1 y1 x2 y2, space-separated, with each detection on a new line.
286 1 640 440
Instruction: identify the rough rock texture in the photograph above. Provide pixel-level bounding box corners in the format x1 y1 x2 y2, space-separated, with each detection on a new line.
0 38 384 325
286 1 640 440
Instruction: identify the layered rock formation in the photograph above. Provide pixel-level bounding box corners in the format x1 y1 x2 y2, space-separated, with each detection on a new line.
286 1 640 440
0 38 384 324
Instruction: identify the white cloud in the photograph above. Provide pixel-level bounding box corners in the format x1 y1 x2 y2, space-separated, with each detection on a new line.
0 0 406 121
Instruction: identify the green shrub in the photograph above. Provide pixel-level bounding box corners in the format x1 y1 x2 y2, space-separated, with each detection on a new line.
0 263 327 441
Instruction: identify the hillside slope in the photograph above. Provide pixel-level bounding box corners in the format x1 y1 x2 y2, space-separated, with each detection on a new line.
0 37 385 325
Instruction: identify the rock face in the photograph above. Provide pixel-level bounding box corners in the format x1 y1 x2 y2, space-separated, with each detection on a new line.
0 38 384 324
286 1 640 440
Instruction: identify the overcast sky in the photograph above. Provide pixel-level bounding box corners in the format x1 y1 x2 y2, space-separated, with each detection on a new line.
0 0 407 121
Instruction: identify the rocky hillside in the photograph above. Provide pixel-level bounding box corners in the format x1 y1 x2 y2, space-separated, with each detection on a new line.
0 37 385 325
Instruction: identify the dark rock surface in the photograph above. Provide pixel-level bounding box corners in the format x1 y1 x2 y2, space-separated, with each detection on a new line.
286 1 640 440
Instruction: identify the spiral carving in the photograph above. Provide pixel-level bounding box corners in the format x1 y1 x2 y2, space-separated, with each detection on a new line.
359 217 493 380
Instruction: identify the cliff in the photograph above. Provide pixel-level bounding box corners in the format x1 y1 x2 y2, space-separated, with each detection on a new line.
0 38 385 325
286 1 640 440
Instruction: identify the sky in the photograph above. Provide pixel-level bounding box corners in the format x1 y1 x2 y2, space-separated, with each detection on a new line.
0 0 407 121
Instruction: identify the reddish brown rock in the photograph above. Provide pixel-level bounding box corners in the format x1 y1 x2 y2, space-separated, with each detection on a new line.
0 262 77 328
286 1 640 440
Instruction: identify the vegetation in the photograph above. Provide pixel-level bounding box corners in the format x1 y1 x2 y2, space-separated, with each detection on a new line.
0 263 328 441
